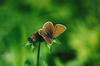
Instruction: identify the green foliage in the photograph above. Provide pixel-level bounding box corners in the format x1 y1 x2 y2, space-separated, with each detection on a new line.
0 0 100 66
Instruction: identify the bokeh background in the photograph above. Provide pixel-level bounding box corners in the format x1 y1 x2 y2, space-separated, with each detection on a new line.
0 0 100 66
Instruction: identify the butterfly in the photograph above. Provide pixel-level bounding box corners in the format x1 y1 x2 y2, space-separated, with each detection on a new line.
28 21 66 45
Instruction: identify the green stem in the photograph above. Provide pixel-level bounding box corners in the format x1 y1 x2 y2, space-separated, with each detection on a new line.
37 42 41 66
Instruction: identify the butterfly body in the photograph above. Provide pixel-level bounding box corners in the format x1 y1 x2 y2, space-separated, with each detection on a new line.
28 21 66 44
46 31 53 39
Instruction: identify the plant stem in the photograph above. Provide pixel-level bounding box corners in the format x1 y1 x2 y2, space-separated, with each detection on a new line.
37 42 41 66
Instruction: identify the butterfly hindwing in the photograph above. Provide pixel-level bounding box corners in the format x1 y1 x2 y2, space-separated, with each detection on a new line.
38 29 53 44
53 24 66 38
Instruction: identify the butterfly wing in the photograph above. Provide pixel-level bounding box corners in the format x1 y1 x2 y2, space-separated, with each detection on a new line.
43 21 54 34
53 24 66 38
38 29 53 44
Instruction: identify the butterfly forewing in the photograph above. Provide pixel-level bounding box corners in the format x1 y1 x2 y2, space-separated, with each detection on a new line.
43 21 54 34
38 29 53 44
53 24 66 38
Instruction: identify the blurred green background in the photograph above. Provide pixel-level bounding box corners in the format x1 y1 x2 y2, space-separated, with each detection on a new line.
0 0 100 66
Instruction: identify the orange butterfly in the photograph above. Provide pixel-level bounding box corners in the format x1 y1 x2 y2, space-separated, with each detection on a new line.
28 21 66 44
